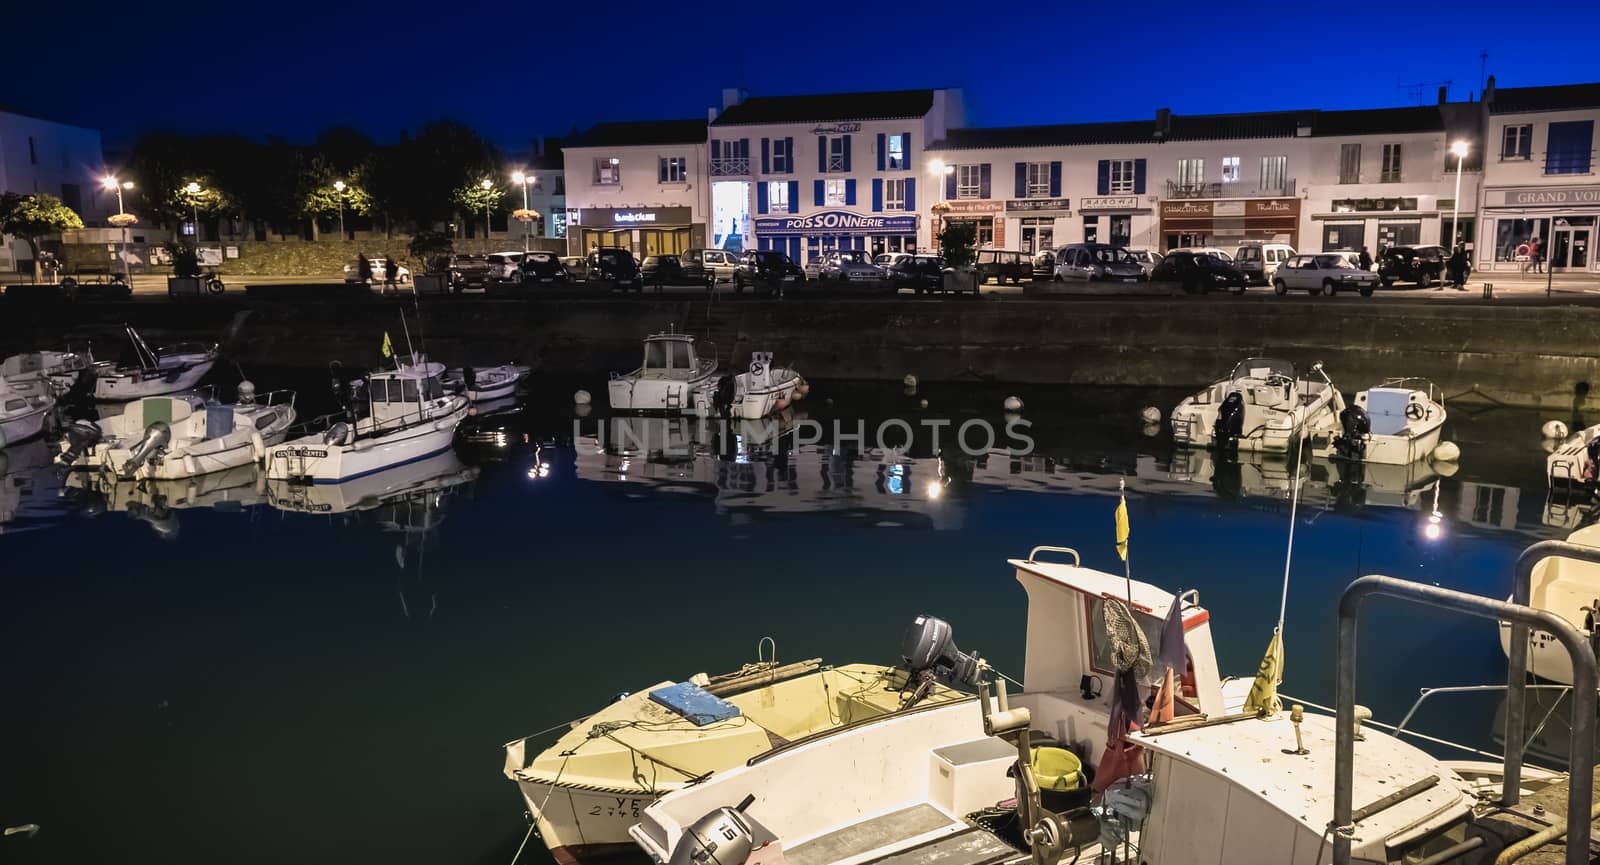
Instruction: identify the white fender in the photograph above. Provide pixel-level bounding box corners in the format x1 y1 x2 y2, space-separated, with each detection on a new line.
251 431 267 461
183 455 199 476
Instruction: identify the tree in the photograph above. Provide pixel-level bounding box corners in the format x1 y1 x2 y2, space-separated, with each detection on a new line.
452 179 506 238
375 120 500 227
937 220 978 269
302 159 374 234
0 193 84 281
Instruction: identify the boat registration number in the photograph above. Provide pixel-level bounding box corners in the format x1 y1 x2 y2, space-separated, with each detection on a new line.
587 797 650 819
275 448 328 458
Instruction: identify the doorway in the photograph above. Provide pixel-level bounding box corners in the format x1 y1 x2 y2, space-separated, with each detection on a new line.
1551 217 1594 270
1020 219 1053 255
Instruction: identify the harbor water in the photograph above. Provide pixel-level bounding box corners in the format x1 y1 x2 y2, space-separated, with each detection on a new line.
0 373 1585 864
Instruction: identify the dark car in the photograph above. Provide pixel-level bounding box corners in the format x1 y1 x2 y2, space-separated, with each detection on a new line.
1150 251 1248 294
733 250 803 296
976 249 1030 285
587 248 644 291
642 254 702 289
488 251 567 295
446 254 491 293
1032 249 1055 279
1377 245 1446 288
878 253 945 294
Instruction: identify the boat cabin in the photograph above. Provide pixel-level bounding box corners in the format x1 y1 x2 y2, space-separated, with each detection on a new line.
361 361 449 432
638 333 705 381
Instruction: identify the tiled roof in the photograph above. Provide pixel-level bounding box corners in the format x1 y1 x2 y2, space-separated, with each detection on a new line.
565 119 707 149
713 89 936 126
1490 82 1600 114
1166 111 1306 141
929 121 1152 150
1310 106 1444 136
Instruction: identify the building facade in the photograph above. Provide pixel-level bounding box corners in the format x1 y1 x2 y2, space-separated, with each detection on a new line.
1477 79 1599 275
0 107 109 272
560 119 709 257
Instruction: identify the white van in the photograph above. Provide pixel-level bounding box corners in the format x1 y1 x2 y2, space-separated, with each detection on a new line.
1234 242 1296 286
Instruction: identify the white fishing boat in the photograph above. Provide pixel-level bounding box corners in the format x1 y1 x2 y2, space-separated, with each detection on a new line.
1547 422 1600 488
719 352 806 420
1318 373 1447 465
1498 524 1600 686
264 449 476 515
608 331 718 413
91 326 218 401
0 378 56 448
441 364 529 402
264 361 468 484
1 350 92 395
58 383 297 479
1170 357 1341 452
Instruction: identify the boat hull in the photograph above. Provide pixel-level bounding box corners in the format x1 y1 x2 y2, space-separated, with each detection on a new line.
1548 425 1597 487
0 402 52 447
514 779 660 865
93 359 216 401
1362 421 1443 465
608 373 718 413
264 406 467 483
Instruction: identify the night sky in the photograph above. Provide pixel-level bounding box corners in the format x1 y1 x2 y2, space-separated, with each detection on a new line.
15 0 1598 151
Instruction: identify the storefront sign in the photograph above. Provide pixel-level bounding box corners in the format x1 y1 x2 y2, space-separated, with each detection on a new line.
937 199 1004 215
1214 201 1246 217
1485 185 1600 207
1161 201 1213 217
1247 199 1299 217
754 210 917 236
1078 196 1140 211
578 207 693 228
810 123 862 135
1006 198 1071 213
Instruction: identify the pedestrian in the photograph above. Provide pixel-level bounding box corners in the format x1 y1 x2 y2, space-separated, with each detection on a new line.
383 257 399 294
1530 236 1543 273
357 252 372 284
1358 246 1372 271
1447 245 1468 290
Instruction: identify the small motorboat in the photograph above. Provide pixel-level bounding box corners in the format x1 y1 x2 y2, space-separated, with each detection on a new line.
1548 423 1600 488
265 449 476 515
1169 357 1341 452
1498 523 1600 686
441 363 529 402
1319 374 1447 465
0 378 56 448
502 657 967 865
264 360 468 484
57 382 296 479
608 331 718 413
91 326 217 401
1 350 92 396
715 352 806 420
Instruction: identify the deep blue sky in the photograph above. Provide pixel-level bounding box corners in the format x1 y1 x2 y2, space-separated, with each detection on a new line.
13 0 1597 152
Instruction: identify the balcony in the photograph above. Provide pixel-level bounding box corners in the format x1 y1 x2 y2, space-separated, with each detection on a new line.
1165 178 1297 199
709 157 750 177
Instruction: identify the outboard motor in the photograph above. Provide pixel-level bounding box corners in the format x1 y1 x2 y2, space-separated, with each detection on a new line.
1213 391 1245 451
712 374 736 418
1333 403 1371 461
901 615 984 693
237 380 257 406
666 795 773 865
122 421 171 477
56 419 104 465
322 422 353 447
462 367 477 393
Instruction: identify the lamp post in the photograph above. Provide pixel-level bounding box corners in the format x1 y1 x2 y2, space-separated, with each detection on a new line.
1448 140 1469 254
102 175 134 282
928 159 955 251
480 178 493 246
184 181 202 244
512 170 533 254
333 180 347 241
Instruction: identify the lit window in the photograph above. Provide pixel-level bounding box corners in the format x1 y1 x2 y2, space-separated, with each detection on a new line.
1221 156 1240 183
825 179 847 205
884 178 906 211
956 165 982 199
1108 159 1136 194
886 134 907 170
596 158 620 185
1026 162 1051 197
768 181 790 214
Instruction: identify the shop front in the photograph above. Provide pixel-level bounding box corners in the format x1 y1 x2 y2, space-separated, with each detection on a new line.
571 207 703 257
931 199 1006 250
752 210 918 264
1004 198 1071 255
1075 196 1155 250
1478 185 1599 273
1159 198 1300 251
1310 196 1454 256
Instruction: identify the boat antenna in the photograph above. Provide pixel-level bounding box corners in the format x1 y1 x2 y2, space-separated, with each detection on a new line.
1276 405 1311 638
398 310 415 370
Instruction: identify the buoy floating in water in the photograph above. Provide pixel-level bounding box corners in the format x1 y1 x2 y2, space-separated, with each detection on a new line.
574 389 592 406
1140 406 1162 424
903 374 918 388
919 399 929 410
1542 419 1569 440
1003 396 1024 412
1432 441 1461 462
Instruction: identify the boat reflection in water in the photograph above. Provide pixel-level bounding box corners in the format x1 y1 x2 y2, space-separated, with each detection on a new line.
0 440 70 535
65 462 267 539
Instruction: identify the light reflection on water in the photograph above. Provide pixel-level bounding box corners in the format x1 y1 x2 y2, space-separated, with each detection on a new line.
0 379 1589 865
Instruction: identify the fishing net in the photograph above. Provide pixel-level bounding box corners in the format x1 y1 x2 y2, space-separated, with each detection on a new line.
1101 598 1152 679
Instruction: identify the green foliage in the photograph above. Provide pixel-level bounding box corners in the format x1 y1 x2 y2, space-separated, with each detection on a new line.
0 193 85 280
937 221 978 268
303 160 374 220
452 179 506 215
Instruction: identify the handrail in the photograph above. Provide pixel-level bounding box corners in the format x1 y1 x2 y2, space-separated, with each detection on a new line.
1026 546 1081 566
1393 683 1573 740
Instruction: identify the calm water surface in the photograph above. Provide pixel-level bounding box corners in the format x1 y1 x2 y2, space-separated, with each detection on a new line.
0 374 1583 864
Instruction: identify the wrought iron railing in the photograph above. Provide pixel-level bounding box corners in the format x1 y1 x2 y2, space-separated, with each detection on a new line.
710 158 750 176
1165 178 1297 199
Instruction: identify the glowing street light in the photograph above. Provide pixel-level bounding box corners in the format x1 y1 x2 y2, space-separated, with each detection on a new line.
479 179 494 244
183 182 204 242
332 180 348 240
512 170 535 253
102 175 134 281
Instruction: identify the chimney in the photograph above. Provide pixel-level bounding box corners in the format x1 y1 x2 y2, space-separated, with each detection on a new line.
1438 85 1448 106
708 106 719 123
721 88 747 110
1296 114 1314 137
1154 107 1171 140
1484 75 1496 106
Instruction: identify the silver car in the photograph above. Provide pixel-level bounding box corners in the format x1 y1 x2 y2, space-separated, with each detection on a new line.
1052 243 1144 282
1273 254 1380 297
805 249 887 289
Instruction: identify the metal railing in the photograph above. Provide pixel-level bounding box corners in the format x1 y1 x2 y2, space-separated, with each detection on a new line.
709 157 750 176
1164 178 1297 199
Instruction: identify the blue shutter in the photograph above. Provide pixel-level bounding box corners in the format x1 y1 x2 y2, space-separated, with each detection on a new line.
814 179 825 206
761 138 770 174
904 178 916 212
757 182 769 214
788 181 800 210
1134 159 1148 194
818 136 827 173
658 159 667 183
877 133 886 171
872 179 883 212
945 171 956 200
979 164 991 199
846 179 857 206
1049 162 1062 197
903 132 911 170
740 138 749 161
1015 163 1027 198
1096 160 1110 195
785 138 794 173
843 135 852 171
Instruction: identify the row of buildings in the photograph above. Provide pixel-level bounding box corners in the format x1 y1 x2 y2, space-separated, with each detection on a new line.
560 78 1600 275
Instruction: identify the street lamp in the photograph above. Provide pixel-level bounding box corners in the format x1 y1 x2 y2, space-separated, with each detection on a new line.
512 170 534 254
184 181 202 243
1448 140 1469 257
102 175 134 282
480 178 493 245
333 180 348 241
928 159 956 251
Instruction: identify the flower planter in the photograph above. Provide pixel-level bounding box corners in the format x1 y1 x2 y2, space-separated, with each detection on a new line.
942 268 979 295
413 273 450 295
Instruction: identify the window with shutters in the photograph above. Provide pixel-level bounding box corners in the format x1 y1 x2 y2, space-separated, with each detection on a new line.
711 140 749 176
595 158 620 185
1380 144 1402 182
886 134 907 170
1221 156 1240 184
659 157 687 183
772 138 792 173
1025 162 1051 197
884 178 907 211
768 181 790 214
956 165 982 199
826 137 847 172
1501 124 1532 160
1339 143 1361 183
1107 159 1136 193
825 179 847 206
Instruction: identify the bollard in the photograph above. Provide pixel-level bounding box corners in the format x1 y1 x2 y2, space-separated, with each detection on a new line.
1481 282 1494 299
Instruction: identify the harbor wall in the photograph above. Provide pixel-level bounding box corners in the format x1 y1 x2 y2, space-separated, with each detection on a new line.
2 296 1596 409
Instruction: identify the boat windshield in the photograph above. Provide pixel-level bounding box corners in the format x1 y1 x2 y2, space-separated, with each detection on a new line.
1229 357 1295 381
644 340 694 370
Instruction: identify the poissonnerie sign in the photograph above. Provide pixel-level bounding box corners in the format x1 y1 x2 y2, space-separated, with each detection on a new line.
754 210 917 236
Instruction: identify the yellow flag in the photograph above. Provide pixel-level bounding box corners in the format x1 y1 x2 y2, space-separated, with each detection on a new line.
1243 629 1285 717
1114 494 1130 561
381 331 394 359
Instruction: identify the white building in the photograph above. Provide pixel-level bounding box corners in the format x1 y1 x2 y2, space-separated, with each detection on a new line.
560 119 709 257
0 107 110 272
1477 78 1599 275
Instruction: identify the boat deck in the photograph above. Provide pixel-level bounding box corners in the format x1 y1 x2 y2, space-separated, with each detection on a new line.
785 804 1016 865
1476 767 1600 865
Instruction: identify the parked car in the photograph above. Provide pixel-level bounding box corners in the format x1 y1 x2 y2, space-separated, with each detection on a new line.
445 254 490 292
879 253 945 294
561 256 590 283
1273 254 1379 296
1031 249 1056 279
343 257 410 284
1234 242 1296 286
1052 244 1144 282
506 251 569 291
1125 247 1164 280
680 248 739 284
485 252 526 281
641 254 695 289
1169 246 1236 263
1378 245 1446 288
587 248 644 291
1150 250 1248 294
976 249 1030 284
804 249 888 290
1326 250 1363 269
733 250 803 295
